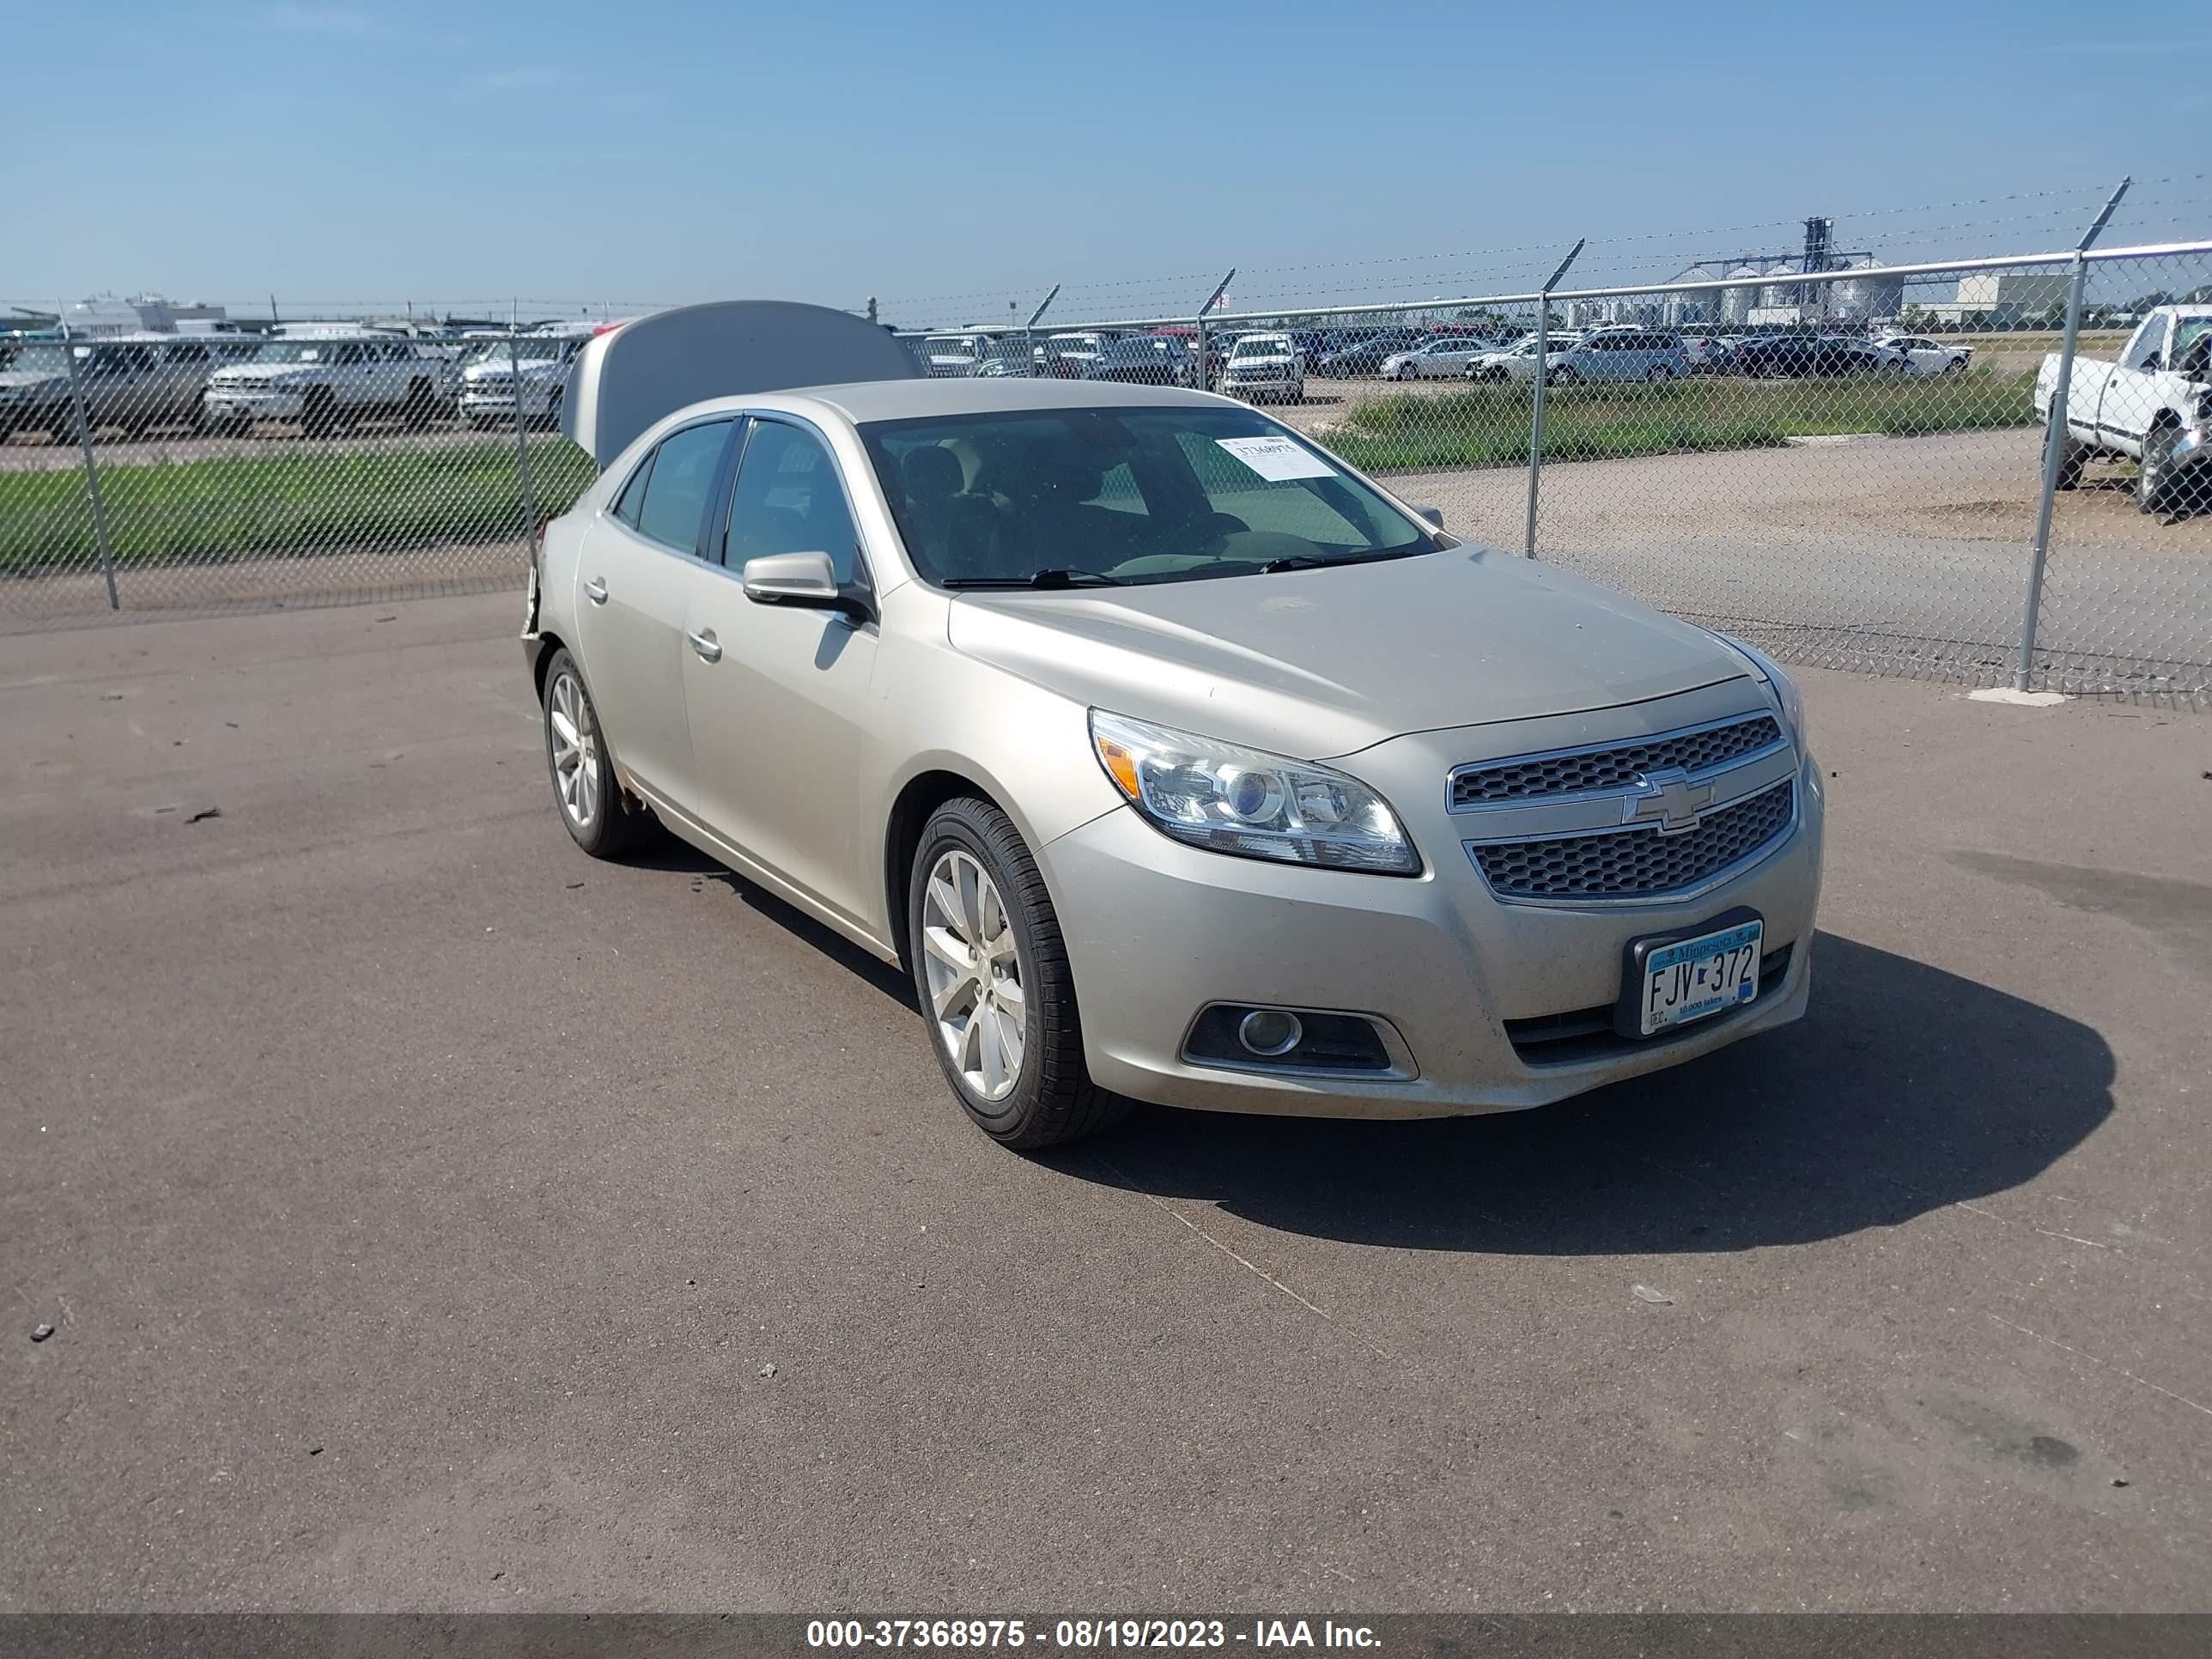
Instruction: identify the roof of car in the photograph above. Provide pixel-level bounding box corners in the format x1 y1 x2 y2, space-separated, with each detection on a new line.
787 376 1222 423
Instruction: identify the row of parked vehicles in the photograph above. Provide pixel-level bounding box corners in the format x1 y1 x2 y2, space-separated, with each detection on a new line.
1377 327 1976 385
0 324 600 443
907 322 1983 405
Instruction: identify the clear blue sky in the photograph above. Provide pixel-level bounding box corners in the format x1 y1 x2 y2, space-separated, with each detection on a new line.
10 0 2208 323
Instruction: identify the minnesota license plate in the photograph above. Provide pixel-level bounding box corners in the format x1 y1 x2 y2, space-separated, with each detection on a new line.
1638 919 1762 1036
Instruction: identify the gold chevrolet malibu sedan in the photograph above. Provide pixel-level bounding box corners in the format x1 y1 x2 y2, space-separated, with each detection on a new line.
523 303 1822 1149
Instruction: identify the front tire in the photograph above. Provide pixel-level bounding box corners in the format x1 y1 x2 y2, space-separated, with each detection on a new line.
907 798 1127 1150
541 648 647 859
2137 422 2179 516
2046 421 2085 492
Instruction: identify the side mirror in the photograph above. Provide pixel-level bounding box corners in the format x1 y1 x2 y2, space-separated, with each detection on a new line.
1414 504 1445 530
742 551 870 623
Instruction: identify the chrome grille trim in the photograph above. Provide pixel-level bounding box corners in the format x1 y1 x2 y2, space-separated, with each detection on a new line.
1466 778 1798 905
1449 711 1784 811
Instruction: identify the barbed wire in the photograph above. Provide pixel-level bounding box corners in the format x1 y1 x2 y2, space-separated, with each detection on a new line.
875 176 2212 325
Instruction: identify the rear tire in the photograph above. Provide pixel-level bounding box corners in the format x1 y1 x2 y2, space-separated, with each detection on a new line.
907 797 1127 1150
541 648 649 859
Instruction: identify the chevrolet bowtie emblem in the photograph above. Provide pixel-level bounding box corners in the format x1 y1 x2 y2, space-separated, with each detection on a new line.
1622 770 1715 834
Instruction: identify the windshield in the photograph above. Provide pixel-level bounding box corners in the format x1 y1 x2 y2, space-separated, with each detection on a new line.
862 404 1435 590
924 337 980 356
252 341 329 363
1232 338 1285 357
2173 319 2212 374
3 343 72 374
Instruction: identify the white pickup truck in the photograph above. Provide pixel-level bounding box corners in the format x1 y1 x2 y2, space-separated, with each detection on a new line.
203 334 458 437
455 331 592 429
2036 305 2211 514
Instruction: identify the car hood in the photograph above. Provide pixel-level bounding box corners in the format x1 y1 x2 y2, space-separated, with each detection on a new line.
1225 354 1294 369
0 370 67 394
945 546 1748 759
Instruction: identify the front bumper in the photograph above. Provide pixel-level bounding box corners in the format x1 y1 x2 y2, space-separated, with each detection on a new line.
1042 708 1824 1120
2172 421 2209 474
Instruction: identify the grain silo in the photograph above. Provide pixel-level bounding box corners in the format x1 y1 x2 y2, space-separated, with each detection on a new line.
1829 258 1905 322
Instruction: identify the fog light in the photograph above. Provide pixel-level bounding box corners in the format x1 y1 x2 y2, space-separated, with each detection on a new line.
1237 1008 1304 1057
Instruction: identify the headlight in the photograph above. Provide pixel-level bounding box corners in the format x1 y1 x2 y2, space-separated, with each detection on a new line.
1089 711 1419 875
1716 634 1807 751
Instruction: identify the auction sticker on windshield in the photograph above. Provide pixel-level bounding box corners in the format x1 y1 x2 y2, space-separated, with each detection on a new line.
1216 434 1336 482
1638 918 1761 1036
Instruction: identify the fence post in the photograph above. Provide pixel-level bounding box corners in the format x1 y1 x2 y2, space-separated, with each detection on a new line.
507 327 541 568
2016 177 2130 690
1523 239 1584 559
60 329 120 610
1195 270 1235 392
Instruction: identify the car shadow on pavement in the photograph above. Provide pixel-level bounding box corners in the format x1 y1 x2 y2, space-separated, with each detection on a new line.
1051 933 2114 1255
624 830 918 1006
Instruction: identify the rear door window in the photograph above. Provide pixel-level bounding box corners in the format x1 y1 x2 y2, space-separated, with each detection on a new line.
633 420 734 554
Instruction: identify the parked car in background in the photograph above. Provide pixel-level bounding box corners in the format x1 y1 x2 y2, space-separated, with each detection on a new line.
1036 332 1113 378
1318 330 1426 377
1875 334 1973 375
203 335 458 435
0 334 259 440
1727 334 1899 380
1467 332 1583 384
919 332 1007 378
2037 304 2212 515
1382 336 1493 380
457 331 592 429
1080 337 1193 387
1547 327 1691 385
1216 331 1306 403
528 302 1823 1151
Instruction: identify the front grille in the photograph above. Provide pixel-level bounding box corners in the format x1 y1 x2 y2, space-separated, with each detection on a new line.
1470 780 1795 901
1451 714 1781 807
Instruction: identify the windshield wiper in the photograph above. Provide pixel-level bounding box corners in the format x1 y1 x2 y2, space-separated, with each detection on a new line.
1258 548 1425 574
940 568 1123 591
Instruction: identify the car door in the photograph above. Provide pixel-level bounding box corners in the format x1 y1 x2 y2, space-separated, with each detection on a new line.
2100 313 2170 444
571 416 738 812
680 415 881 927
160 342 209 423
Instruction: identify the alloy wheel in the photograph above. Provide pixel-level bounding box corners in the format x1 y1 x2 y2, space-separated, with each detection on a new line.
546 670 600 830
920 848 1025 1103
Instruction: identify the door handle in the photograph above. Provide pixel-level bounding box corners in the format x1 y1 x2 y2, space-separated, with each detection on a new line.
686 629 722 664
583 577 608 605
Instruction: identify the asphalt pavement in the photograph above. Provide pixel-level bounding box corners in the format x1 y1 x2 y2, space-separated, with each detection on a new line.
3 593 2209 1611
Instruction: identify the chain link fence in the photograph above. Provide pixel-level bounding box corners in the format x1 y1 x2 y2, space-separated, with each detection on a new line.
4 234 2209 701
0 323 599 630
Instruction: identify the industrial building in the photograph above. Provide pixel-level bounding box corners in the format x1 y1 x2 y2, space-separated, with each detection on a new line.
1914 270 2070 326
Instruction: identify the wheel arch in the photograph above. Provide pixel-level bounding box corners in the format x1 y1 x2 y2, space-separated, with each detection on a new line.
883 767 1010 972
530 629 569 702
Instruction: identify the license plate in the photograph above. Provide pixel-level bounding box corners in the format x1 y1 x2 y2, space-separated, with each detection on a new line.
1638 919 1762 1036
